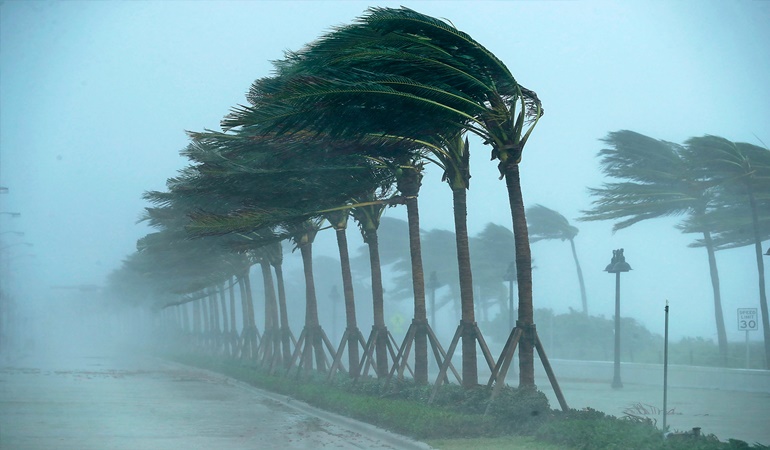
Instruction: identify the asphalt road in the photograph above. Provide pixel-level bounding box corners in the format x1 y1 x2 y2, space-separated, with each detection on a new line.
0 352 431 450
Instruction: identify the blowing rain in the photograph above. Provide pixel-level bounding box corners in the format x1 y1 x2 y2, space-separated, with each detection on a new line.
1 1 768 449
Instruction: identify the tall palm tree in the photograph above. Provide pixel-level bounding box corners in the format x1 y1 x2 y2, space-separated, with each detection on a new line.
350 191 392 378
682 136 770 368
323 208 366 378
527 204 588 315
224 6 545 388
581 130 729 364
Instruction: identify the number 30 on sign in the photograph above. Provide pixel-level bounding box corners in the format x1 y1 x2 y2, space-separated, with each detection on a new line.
737 308 758 331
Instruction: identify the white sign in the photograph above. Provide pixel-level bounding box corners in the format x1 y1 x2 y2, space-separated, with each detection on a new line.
737 308 758 331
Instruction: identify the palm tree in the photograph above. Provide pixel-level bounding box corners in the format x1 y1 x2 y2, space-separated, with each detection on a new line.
682 136 770 368
470 223 517 327
581 130 730 364
324 208 366 378
350 191 393 378
527 204 588 315
224 6 546 389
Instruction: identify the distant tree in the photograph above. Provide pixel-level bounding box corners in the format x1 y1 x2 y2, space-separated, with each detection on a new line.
581 130 729 364
681 136 770 369
527 204 588 315
470 223 516 324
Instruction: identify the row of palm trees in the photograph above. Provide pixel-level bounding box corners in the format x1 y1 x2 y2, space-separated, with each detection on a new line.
107 7 550 390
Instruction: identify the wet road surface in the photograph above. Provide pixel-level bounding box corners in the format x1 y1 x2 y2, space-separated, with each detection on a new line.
0 353 431 450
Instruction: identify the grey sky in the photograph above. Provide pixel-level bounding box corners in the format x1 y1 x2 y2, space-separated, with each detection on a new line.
1 0 768 341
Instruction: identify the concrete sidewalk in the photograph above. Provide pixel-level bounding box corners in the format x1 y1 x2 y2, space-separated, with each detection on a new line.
0 352 432 450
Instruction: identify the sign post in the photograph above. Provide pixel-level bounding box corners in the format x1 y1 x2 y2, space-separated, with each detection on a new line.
737 308 758 368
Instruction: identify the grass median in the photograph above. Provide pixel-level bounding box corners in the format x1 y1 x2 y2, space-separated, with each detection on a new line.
167 353 768 450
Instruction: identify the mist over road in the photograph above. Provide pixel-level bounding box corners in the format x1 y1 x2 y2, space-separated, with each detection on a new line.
0 352 429 450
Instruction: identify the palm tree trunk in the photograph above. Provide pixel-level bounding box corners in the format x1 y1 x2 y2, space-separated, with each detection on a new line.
242 271 258 359
300 241 326 371
260 260 279 361
747 190 770 369
702 231 728 365
568 238 588 315
192 298 201 335
365 228 389 377
228 277 237 349
335 227 360 377
503 160 536 388
201 294 211 349
273 263 293 368
237 276 248 357
181 302 190 334
218 284 228 336
453 186 477 387
399 164 428 384
237 276 248 333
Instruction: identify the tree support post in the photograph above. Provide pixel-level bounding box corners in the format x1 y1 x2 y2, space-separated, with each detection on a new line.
487 323 569 412
429 320 495 403
327 326 367 381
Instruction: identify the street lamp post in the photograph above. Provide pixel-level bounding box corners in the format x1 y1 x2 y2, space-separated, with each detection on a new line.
605 248 631 389
503 262 516 330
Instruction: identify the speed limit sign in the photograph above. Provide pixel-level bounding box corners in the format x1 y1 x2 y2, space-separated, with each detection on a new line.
737 308 758 331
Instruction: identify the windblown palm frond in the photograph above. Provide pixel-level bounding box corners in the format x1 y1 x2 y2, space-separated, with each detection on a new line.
526 204 578 242
581 130 713 231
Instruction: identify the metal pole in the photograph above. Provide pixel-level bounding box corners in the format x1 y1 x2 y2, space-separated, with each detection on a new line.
612 272 623 388
663 301 669 432
746 329 750 369
508 279 514 330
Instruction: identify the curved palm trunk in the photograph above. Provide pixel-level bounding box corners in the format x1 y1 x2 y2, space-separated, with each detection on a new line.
273 263 293 368
201 294 211 350
365 228 389 377
335 227 361 377
399 164 428 383
503 160 536 388
242 270 258 359
747 190 770 369
181 302 190 335
453 187 477 387
300 241 326 371
212 292 220 349
260 260 280 362
702 231 728 365
237 276 249 357
568 238 588 316
237 276 248 332
192 298 201 337
228 277 237 352
218 283 230 355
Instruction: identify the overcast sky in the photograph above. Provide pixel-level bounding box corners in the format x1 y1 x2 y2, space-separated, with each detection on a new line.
1 0 768 341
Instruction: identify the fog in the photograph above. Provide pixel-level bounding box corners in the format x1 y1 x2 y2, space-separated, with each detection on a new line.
1 1 769 447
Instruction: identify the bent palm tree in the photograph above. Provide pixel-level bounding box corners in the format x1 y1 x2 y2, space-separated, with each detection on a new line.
682 136 770 368
581 130 729 364
527 204 587 315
